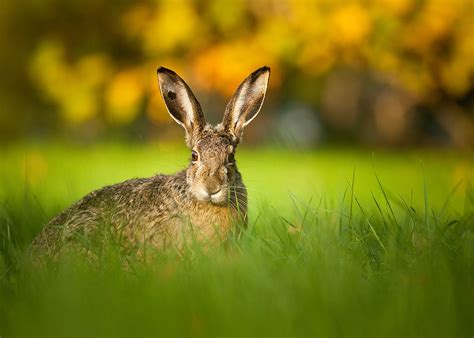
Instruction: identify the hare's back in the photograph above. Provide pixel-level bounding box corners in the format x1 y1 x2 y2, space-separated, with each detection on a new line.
55 174 182 225
31 173 184 253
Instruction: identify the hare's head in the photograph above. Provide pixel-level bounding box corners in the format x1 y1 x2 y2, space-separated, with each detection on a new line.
157 66 270 205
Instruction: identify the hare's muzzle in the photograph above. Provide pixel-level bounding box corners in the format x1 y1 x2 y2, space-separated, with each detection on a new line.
192 181 227 205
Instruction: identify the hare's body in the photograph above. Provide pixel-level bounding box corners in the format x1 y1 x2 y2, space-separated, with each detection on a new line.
32 170 246 254
31 66 269 255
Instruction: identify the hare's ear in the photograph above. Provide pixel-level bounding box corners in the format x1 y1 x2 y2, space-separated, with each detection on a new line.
157 67 205 147
223 66 270 141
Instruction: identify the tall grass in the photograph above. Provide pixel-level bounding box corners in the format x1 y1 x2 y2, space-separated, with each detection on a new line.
0 143 473 338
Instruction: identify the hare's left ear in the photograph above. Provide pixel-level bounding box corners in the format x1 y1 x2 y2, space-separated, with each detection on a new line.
157 67 205 147
222 66 270 141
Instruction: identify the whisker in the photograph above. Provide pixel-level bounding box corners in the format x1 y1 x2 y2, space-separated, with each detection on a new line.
229 201 239 214
229 201 247 215
231 198 248 206
228 194 248 204
227 186 246 191
227 188 248 195
228 185 262 193
228 195 248 208
228 189 247 195
228 192 249 201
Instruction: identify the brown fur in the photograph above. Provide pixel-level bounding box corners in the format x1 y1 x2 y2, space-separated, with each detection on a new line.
30 66 270 257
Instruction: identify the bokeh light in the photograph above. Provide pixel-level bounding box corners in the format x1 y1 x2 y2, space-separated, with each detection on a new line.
0 0 472 147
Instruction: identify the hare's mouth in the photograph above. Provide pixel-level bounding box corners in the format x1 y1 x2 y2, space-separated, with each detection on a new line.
210 189 227 205
192 186 227 205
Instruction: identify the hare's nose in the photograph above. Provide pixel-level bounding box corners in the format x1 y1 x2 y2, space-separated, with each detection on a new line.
207 186 221 195
205 178 221 195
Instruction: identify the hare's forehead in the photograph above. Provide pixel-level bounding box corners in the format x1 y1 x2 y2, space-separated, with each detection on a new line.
196 136 233 155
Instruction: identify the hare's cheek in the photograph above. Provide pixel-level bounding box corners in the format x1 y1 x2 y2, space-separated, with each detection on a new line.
226 167 238 181
197 165 211 179
186 167 200 186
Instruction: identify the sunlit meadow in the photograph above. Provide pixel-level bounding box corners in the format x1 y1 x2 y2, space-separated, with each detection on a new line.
0 143 472 337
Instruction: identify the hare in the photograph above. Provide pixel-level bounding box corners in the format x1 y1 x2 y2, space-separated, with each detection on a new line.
31 66 270 255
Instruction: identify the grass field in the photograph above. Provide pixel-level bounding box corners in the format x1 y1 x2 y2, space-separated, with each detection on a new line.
0 143 473 338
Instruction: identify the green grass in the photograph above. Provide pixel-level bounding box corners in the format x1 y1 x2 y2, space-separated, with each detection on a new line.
0 142 473 338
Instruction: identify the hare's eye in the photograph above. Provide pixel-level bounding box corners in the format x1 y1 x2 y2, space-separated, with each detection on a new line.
227 153 235 164
191 150 199 162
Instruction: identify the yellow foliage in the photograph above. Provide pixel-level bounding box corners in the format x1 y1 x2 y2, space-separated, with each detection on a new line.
208 0 246 36
26 0 474 129
78 55 110 88
297 38 335 76
330 3 372 47
402 0 459 53
143 0 202 55
256 18 300 60
122 4 152 39
105 69 145 125
30 41 110 124
378 0 413 16
441 19 474 97
30 41 67 101
147 91 170 125
60 89 97 124
193 40 277 96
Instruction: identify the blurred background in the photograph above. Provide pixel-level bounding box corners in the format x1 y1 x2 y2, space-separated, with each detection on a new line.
0 0 473 148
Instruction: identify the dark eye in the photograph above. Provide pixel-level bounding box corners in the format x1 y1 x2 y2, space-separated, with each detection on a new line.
227 153 235 164
191 150 199 162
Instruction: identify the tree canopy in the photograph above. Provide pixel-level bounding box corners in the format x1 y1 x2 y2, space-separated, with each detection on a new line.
0 0 472 146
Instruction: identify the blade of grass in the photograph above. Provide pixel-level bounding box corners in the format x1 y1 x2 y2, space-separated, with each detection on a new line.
354 196 387 254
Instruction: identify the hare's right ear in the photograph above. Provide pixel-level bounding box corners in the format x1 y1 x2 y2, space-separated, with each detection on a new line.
222 67 270 142
157 67 205 147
